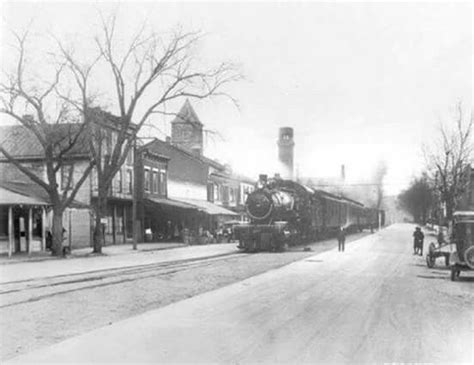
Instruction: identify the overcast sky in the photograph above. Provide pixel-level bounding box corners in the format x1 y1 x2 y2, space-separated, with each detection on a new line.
1 1 472 195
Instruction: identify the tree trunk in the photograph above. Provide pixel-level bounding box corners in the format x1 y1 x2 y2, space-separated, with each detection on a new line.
93 192 107 254
51 208 64 257
445 199 454 222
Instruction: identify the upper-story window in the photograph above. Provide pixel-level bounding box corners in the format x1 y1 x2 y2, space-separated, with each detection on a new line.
60 164 74 190
213 183 220 201
144 167 151 192
126 169 133 194
152 169 159 194
159 170 167 196
116 169 123 193
126 148 133 165
229 187 235 203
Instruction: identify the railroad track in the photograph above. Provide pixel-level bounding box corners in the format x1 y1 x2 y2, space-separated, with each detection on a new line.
0 252 245 308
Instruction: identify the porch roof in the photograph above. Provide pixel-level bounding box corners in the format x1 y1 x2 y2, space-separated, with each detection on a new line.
145 196 198 211
173 198 239 216
0 186 50 206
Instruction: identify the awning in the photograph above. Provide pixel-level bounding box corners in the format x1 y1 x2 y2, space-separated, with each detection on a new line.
173 198 239 216
0 186 50 206
145 196 198 210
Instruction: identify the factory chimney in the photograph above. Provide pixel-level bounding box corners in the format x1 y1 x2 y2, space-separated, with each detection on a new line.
277 127 295 180
341 164 345 181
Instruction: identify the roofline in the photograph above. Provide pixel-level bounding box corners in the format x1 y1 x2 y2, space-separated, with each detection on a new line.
0 153 90 162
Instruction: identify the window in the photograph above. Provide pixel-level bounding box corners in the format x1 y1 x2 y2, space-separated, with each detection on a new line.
126 169 133 194
213 183 220 201
91 167 98 191
126 148 133 165
144 168 150 192
159 171 167 195
229 188 235 203
61 164 74 190
116 170 123 193
152 170 159 194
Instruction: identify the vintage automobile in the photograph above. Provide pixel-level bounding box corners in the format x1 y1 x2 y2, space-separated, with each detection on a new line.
449 211 474 281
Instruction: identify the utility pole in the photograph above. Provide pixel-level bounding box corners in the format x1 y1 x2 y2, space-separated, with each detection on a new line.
132 136 138 250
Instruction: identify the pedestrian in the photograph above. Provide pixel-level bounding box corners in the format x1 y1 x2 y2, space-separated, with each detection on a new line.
337 226 346 252
413 227 424 256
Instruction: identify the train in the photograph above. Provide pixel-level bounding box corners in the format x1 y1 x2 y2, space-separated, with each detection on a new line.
233 174 384 252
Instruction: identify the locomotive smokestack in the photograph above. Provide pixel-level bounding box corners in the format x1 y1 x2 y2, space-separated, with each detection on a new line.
277 127 295 180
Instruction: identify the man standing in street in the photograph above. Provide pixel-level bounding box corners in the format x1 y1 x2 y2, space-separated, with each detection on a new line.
338 226 346 252
413 226 424 255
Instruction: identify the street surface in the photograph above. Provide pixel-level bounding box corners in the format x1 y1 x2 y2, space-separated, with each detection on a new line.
6 224 473 364
0 231 367 360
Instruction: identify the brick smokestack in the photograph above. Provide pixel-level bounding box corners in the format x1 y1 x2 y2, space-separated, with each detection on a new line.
277 127 295 180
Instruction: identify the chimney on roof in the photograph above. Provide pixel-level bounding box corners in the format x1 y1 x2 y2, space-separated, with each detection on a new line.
165 136 171 144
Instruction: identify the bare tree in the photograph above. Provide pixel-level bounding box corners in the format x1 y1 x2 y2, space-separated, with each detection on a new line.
398 173 434 224
0 31 96 256
59 12 242 253
424 102 473 221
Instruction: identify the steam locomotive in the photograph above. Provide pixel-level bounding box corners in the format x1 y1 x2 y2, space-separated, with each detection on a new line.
233 175 383 252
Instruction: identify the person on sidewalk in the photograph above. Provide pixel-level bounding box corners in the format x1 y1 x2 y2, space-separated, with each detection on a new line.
337 227 346 252
413 226 424 256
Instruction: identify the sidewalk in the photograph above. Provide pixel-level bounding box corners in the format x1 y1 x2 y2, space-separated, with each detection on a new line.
0 242 240 284
0 241 187 265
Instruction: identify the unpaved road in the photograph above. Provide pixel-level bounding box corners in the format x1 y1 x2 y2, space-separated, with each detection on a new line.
0 231 368 361
9 224 473 364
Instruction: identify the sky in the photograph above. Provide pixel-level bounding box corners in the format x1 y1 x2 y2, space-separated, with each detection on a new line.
0 1 472 196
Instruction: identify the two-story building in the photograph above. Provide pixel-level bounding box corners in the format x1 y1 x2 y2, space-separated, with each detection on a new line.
137 137 239 243
0 108 139 253
88 108 137 245
0 124 92 254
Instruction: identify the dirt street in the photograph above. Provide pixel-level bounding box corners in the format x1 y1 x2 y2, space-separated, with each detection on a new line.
7 224 474 364
0 231 367 361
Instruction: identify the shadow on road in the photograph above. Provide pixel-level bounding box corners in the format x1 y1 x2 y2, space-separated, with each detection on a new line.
417 274 448 280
